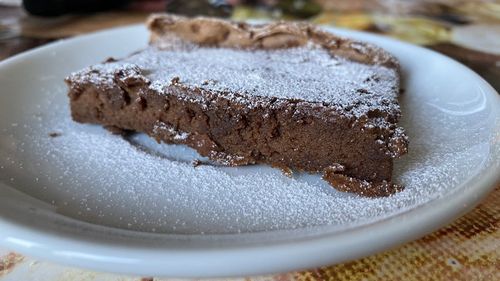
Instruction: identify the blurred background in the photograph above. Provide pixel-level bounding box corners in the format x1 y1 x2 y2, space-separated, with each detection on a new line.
0 0 499 91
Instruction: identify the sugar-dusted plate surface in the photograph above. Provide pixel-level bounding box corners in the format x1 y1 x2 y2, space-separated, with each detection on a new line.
0 25 498 278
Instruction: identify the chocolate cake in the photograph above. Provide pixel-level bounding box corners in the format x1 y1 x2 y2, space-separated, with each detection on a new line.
66 14 408 197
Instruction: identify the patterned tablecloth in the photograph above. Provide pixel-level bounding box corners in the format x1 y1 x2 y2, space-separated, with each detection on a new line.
0 1 499 280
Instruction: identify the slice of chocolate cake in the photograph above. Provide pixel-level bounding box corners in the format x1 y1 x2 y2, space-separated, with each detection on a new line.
66 14 408 197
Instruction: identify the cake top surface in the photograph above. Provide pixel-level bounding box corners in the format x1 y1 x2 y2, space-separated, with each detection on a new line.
139 44 396 108
70 43 400 119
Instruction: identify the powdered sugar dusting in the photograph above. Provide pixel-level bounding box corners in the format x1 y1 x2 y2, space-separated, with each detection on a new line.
69 45 400 118
0 82 492 235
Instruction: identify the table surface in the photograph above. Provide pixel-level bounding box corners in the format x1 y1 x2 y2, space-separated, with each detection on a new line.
0 2 499 280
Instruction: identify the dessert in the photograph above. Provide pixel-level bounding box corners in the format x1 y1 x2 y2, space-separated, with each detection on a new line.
66 14 408 197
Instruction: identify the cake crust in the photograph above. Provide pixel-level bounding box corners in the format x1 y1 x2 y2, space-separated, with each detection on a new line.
66 14 408 197
147 14 398 68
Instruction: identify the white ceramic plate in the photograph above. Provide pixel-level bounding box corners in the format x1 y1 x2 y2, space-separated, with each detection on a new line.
0 25 499 278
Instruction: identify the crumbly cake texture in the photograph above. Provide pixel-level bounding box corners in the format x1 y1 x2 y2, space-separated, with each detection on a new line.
66 14 408 197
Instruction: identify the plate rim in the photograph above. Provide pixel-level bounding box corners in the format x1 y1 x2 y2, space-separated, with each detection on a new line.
0 24 499 277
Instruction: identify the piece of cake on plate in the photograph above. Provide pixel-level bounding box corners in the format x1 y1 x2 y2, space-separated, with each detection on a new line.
66 14 408 197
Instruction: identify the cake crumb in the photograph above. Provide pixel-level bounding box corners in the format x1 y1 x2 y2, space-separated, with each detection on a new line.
191 159 203 168
48 131 62 138
278 166 294 177
171 76 180 84
104 57 117 63
104 125 131 136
